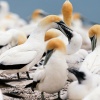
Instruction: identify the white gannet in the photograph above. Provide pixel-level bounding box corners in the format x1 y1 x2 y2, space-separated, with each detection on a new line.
0 29 27 55
80 25 100 74
67 68 100 100
21 9 48 37
29 9 48 24
0 15 72 79
61 0 88 81
62 0 87 55
25 38 68 100
72 13 91 51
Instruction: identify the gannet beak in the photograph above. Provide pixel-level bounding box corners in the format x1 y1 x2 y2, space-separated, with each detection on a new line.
0 5 1 11
68 68 85 84
56 21 73 42
90 36 97 51
80 16 99 25
39 11 49 17
43 49 54 65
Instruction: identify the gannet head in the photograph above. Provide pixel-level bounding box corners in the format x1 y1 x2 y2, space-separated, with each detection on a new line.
73 13 81 20
0 1 9 13
39 15 73 42
31 9 48 21
89 24 100 50
44 38 66 65
72 13 83 27
6 29 27 45
45 29 61 41
62 0 73 27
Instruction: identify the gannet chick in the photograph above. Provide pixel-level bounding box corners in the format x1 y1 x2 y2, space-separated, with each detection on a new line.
0 15 73 79
83 86 100 100
0 29 27 55
67 68 100 100
25 38 68 100
80 25 100 74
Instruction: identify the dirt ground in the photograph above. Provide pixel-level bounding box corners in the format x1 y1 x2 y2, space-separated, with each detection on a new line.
1 70 70 100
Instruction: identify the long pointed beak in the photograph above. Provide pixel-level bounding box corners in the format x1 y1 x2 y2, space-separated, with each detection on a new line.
39 12 49 17
43 49 54 66
68 68 85 84
56 21 73 42
81 16 99 25
90 36 97 51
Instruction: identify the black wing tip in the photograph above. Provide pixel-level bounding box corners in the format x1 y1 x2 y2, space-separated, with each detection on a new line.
0 78 28 83
3 92 24 99
68 68 86 84
25 82 33 88
0 82 14 88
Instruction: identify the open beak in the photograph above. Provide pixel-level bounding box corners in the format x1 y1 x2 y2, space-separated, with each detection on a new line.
43 49 54 66
90 35 97 51
56 21 73 42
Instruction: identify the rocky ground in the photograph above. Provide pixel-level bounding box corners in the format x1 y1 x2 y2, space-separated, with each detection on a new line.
0 70 70 100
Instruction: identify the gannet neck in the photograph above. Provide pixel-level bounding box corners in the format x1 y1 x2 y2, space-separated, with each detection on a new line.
67 31 82 54
62 0 73 27
26 26 47 43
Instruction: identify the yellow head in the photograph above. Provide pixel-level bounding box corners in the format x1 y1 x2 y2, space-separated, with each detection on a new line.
62 0 73 27
45 29 60 41
46 38 66 53
38 15 73 42
31 9 47 20
18 33 27 45
5 14 12 19
39 15 61 27
73 13 81 20
89 24 100 38
7 29 27 45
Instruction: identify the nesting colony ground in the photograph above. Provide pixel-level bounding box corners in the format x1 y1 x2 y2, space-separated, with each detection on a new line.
1 70 70 100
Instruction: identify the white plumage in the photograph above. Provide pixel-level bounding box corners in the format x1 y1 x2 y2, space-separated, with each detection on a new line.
0 15 70 78
83 86 100 100
0 29 27 55
68 68 100 100
25 38 68 99
80 25 100 74
0 90 3 100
